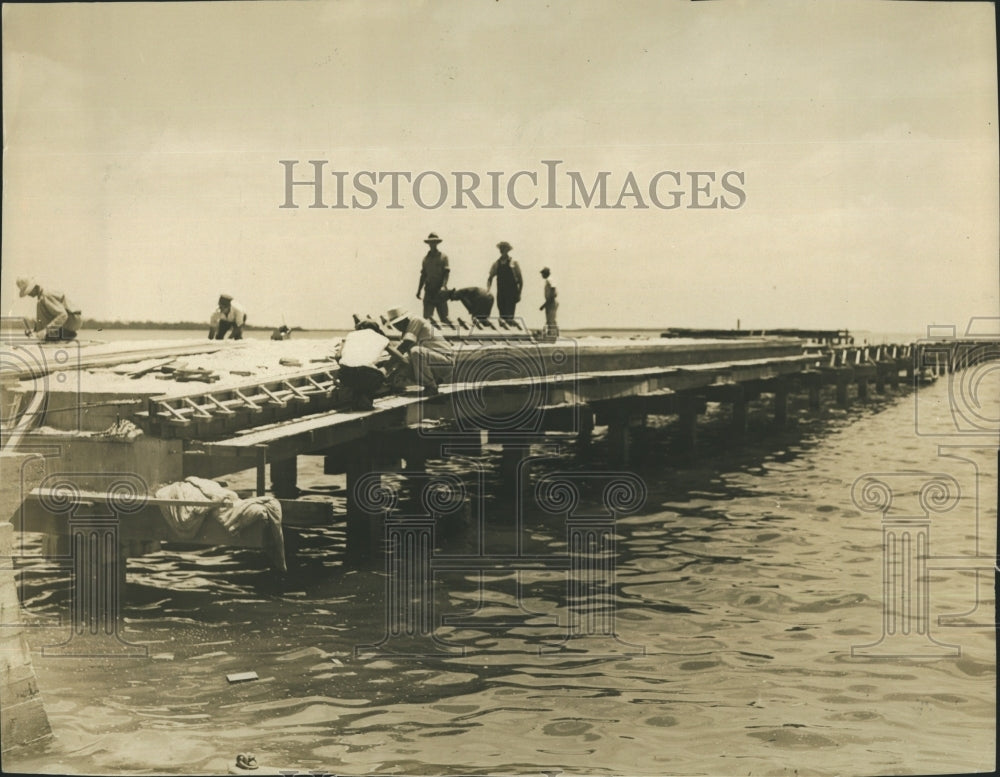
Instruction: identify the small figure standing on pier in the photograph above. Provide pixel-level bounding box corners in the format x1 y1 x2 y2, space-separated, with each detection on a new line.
416 232 451 325
16 277 82 341
539 266 558 337
209 294 247 340
447 286 495 322
487 241 522 322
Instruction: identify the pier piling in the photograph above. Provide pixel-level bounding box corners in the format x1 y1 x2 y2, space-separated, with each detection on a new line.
606 409 646 465
806 376 822 411
675 393 701 454
270 456 298 499
771 379 790 427
720 385 748 436
836 376 850 407
345 440 401 563
857 375 870 401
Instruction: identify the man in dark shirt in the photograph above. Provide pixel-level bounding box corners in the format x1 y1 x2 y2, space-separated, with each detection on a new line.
416 232 451 324
487 241 523 322
447 287 494 322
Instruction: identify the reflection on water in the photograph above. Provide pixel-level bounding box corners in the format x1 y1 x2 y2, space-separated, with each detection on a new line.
7 377 996 776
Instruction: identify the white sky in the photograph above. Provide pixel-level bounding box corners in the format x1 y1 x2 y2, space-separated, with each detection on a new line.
2 0 997 333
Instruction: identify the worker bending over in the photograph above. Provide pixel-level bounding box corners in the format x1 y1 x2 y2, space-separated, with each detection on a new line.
337 322 399 410
16 277 82 341
447 287 495 322
209 294 247 340
387 307 453 397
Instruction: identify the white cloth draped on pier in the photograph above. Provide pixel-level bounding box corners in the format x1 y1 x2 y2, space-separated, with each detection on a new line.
154 477 286 571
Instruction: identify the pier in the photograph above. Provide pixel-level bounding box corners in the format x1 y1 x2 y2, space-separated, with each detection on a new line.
2 326 963 580
3 329 983 567
1 330 993 595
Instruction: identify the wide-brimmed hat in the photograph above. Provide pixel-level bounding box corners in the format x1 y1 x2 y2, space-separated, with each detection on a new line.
385 307 412 328
424 232 443 244
496 241 512 251
540 267 551 275
16 277 38 297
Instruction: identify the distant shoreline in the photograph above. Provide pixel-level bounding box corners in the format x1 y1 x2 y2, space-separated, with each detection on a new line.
81 319 305 332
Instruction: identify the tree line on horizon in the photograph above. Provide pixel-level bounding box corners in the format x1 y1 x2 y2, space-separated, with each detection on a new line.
80 318 306 332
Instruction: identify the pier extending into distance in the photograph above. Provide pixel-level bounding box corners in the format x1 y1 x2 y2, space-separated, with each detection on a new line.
3 328 995 560
1 323 997 745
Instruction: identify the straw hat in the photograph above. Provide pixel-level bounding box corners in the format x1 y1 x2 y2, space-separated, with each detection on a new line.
385 307 412 328
424 232 443 244
16 277 38 297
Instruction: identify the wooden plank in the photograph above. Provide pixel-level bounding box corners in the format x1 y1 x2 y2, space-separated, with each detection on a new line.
126 357 178 379
19 493 334 547
27 488 334 523
29 487 222 509
152 364 340 404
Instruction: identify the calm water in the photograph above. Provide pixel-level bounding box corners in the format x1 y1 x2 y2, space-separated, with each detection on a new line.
6 368 996 775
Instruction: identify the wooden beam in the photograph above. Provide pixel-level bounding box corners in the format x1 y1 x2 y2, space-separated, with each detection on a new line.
19 492 335 549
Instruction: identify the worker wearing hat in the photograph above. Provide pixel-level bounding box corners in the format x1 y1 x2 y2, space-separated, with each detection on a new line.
16 277 82 341
416 232 451 325
209 293 247 340
487 241 523 322
539 266 558 337
384 306 453 397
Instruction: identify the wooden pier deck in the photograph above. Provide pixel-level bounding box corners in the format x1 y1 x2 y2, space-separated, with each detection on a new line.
2 329 988 566
1 334 944 482
4 325 997 661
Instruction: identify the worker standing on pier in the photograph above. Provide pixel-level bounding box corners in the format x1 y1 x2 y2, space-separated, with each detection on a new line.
387 307 453 397
209 294 247 340
416 232 451 324
447 286 494 322
539 267 558 336
487 241 522 322
16 277 82 341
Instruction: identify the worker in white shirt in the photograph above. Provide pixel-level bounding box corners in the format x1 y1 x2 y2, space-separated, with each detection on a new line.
209 294 247 340
539 267 558 337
